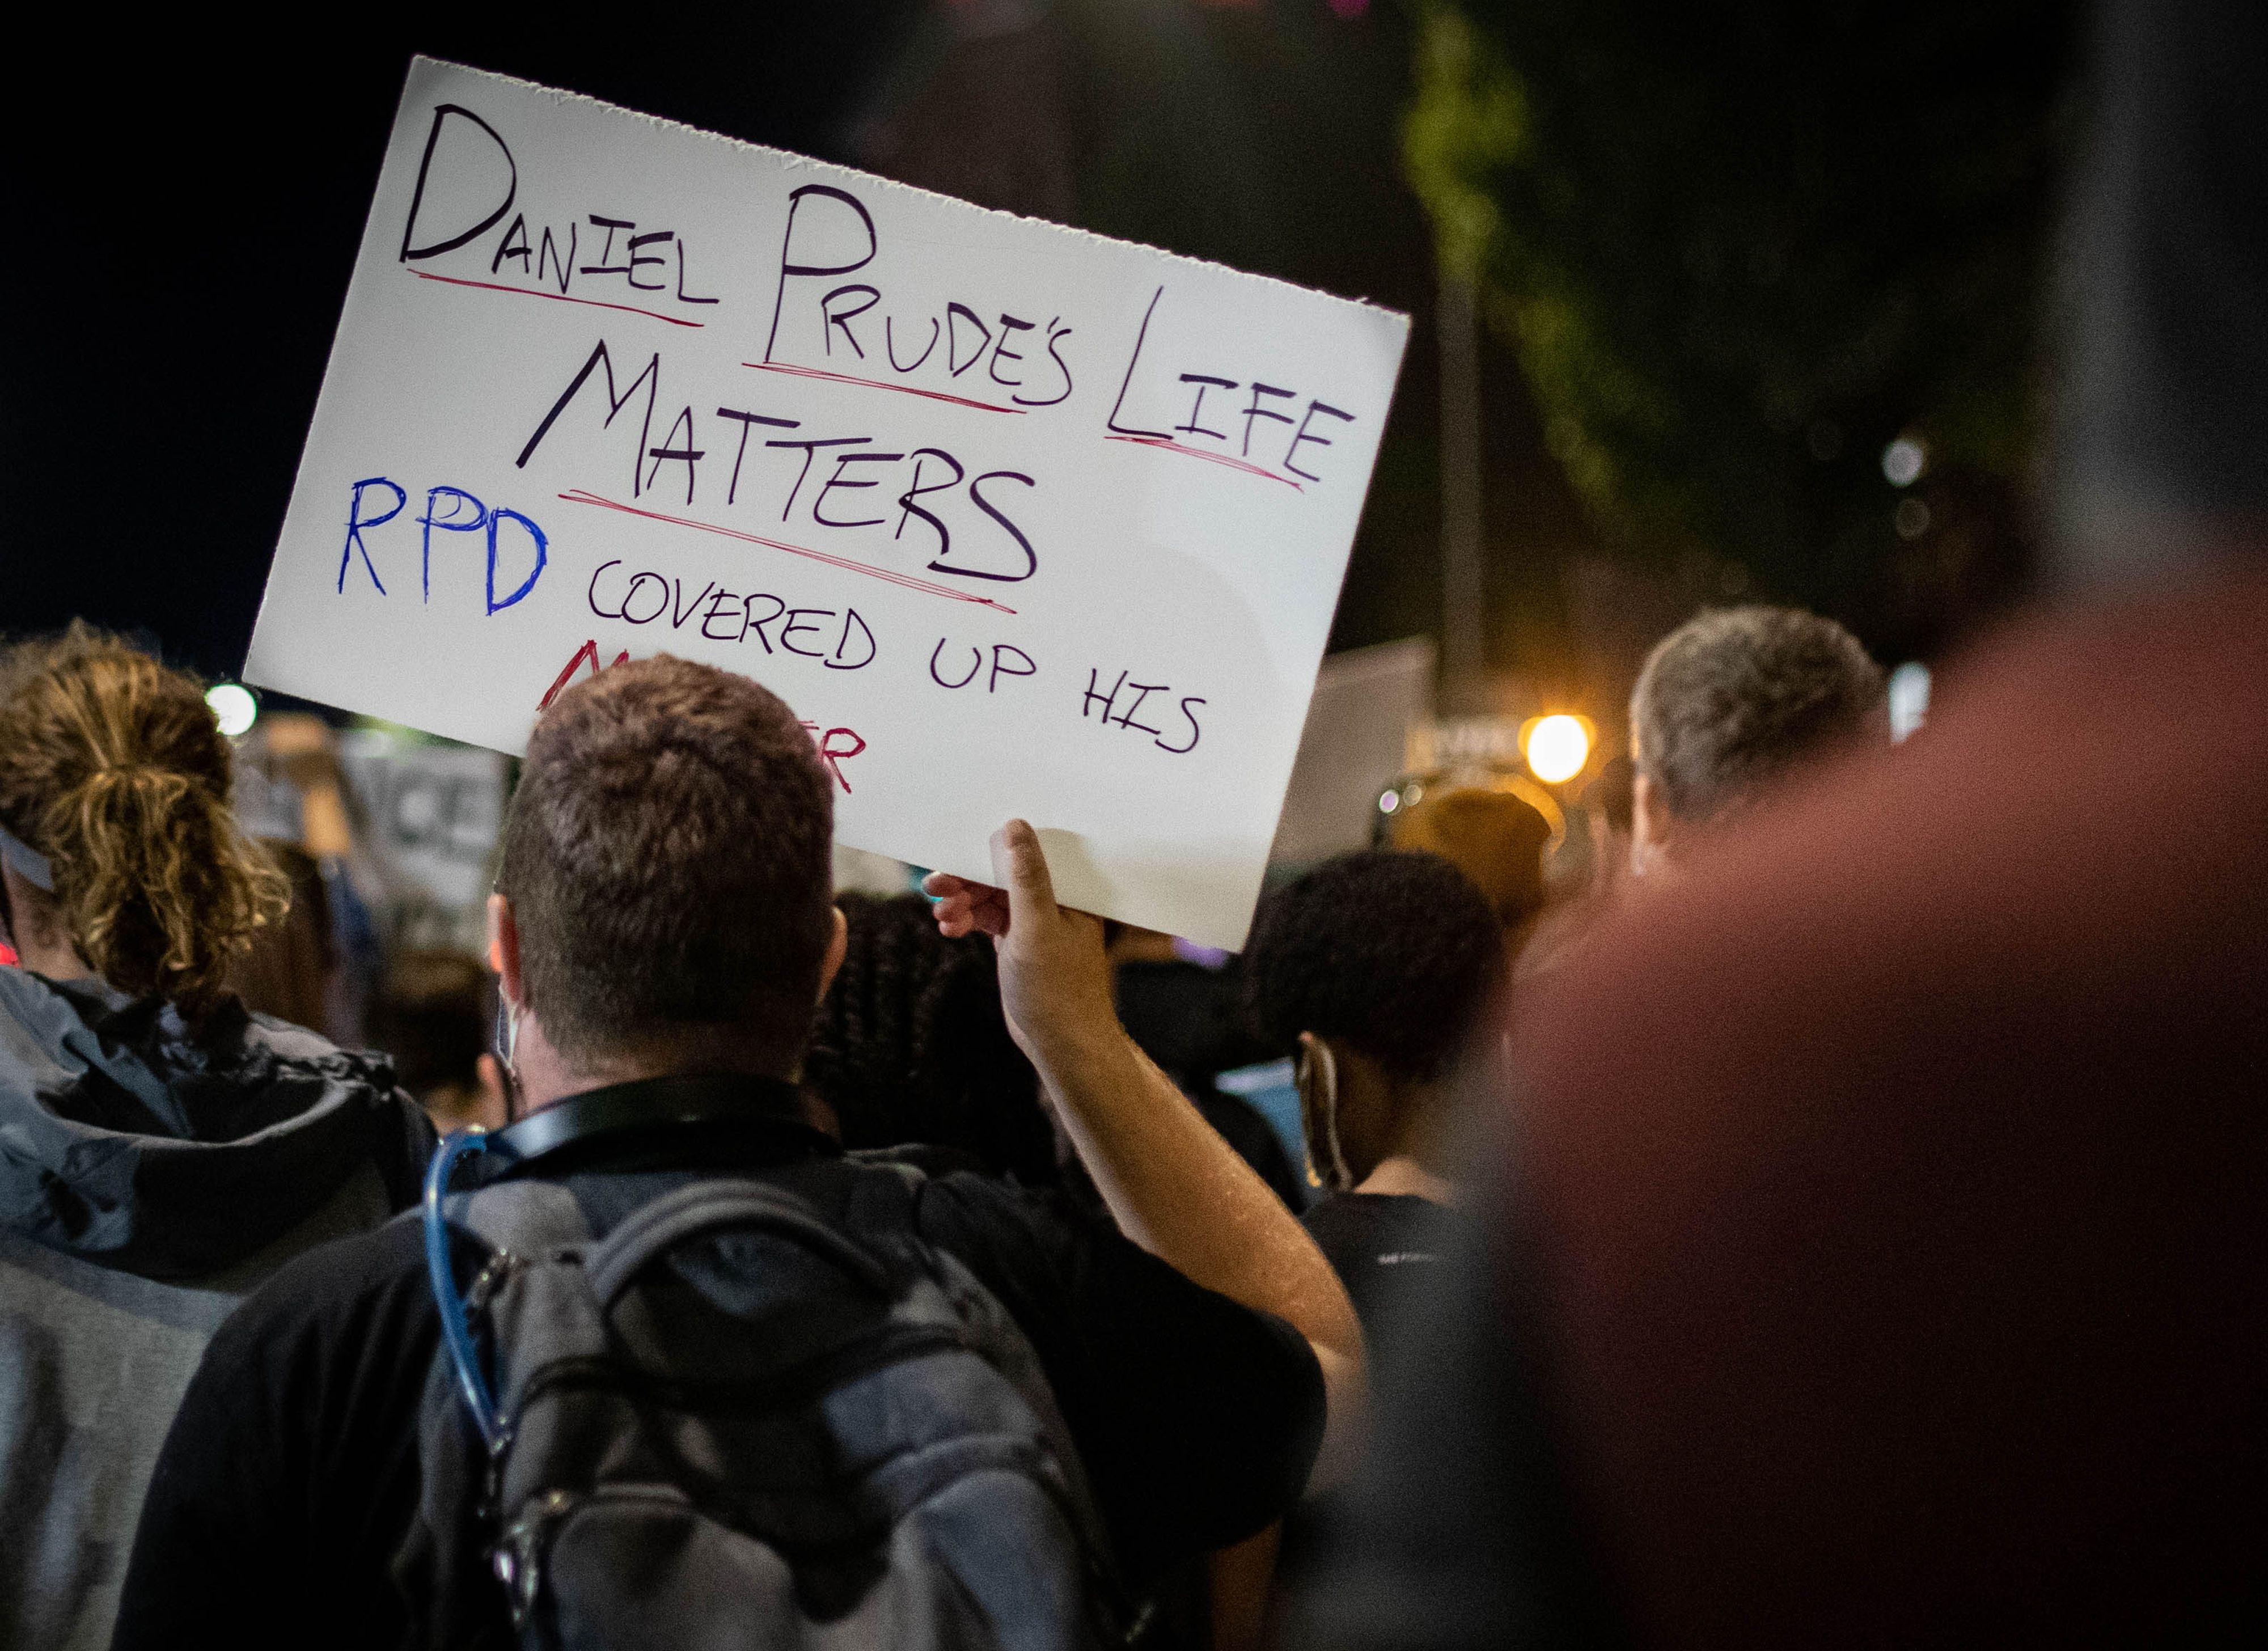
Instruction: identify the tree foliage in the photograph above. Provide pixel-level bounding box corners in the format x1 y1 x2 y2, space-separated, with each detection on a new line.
1405 0 2076 645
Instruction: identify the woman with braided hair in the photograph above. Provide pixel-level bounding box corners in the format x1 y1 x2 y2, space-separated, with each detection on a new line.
0 625 431 1650
806 890 1059 1184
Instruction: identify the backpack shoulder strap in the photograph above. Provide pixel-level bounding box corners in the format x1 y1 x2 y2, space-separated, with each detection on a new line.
583 1179 897 1307
448 1176 593 1258
844 1161 1128 1606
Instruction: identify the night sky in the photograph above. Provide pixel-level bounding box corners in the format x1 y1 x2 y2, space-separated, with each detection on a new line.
1 5 943 677
4 3 1589 697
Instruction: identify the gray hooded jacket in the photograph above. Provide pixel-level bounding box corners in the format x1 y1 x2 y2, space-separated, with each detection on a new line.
0 967 432 1650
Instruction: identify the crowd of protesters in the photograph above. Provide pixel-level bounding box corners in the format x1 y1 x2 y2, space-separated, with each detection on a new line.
3 0 2263 1643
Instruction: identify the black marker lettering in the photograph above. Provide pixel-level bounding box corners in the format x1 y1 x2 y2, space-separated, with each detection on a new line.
400 104 517 262
624 230 671 291
674 239 718 304
579 215 636 275
765 185 878 363
781 609 832 658
1106 286 1171 438
516 341 661 498
950 470 1038 582
988 644 1036 694
491 213 532 274
537 223 577 293
743 593 786 651
820 284 880 358
813 451 904 528
643 406 704 504
946 304 992 378
1115 682 1167 736
1240 384 1297 458
894 447 964 557
764 436 868 520
1158 696 1205 755
1083 668 1127 721
1176 374 1237 440
930 639 981 689
1285 400 1355 482
828 608 877 670
700 587 744 640
714 408 798 505
669 577 715 630
887 314 940 374
988 314 1035 387
621 570 668 625
586 558 626 619
1012 318 1073 408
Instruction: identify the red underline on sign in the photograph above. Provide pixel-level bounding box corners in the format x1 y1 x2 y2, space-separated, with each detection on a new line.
555 491 1020 614
741 360 1026 414
1103 433 1304 490
411 270 708 329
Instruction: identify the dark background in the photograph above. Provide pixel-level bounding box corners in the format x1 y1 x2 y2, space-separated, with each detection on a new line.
5 3 1552 680
2 0 2076 722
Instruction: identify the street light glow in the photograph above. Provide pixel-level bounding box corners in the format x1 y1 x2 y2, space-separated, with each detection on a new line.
1882 435 1927 487
1524 714 1592 784
206 683 258 738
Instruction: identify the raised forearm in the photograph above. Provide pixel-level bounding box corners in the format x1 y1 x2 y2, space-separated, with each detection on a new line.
1031 1023 1366 1490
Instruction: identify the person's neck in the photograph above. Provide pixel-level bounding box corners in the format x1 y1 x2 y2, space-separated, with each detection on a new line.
1354 1154 1456 1205
16 929 91 983
1 869 91 982
509 1010 797 1116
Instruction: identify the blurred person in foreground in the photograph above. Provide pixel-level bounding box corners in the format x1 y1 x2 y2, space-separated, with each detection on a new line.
363 948 508 1136
1292 2 2268 1639
1627 605 1883 879
0 625 431 1650
116 657 1363 1649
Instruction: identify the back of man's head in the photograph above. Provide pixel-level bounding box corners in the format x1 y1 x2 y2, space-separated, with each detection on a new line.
1631 606 1885 826
497 655 835 1071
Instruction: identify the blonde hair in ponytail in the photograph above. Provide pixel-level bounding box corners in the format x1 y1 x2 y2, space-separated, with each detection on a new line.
0 624 288 1012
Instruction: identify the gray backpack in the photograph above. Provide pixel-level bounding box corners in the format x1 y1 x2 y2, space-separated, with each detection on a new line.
404 1155 1127 1650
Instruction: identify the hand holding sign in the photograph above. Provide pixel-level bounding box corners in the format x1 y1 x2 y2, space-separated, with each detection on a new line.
925 820 1112 1070
246 58 1408 949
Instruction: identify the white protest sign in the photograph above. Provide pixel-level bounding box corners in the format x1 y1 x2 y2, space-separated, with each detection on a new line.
245 57 1409 949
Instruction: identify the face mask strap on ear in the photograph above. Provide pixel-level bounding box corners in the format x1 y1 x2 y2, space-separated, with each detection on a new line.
492 993 524 1125
0 824 54 894
1299 1038 1355 1194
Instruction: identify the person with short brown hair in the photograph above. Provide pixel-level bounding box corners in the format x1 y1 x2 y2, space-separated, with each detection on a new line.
118 654 1358 1650
0 625 431 1651
494 655 838 1072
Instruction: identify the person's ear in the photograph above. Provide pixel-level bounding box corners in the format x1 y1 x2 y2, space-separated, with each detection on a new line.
472 1053 511 1132
815 905 849 1003
1631 771 1672 877
488 892 525 1007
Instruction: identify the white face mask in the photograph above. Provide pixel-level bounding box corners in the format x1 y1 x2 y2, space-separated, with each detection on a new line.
492 994 525 1124
1296 1036 1353 1194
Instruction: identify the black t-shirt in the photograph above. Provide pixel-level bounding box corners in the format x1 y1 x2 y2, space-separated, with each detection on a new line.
1302 1191 1453 1340
112 1110 1324 1651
